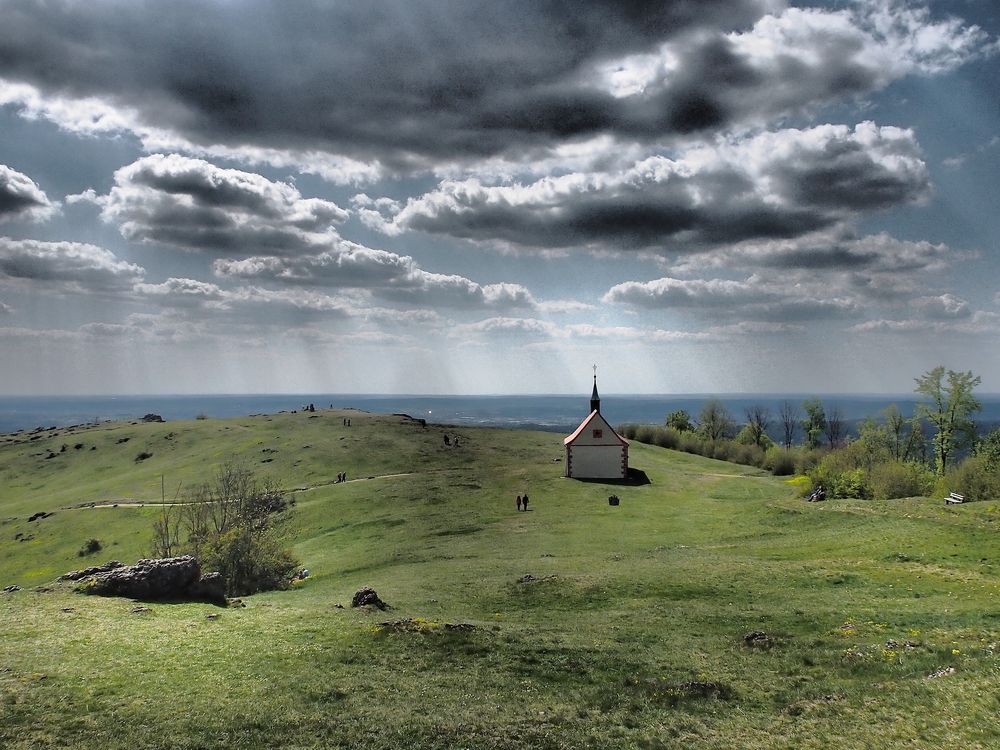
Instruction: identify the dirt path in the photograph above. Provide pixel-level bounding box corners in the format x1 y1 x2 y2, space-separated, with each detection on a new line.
68 470 423 509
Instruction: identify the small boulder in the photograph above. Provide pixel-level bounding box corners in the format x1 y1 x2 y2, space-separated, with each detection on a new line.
2 585 21 593
351 586 388 610
141 414 165 423
743 630 772 647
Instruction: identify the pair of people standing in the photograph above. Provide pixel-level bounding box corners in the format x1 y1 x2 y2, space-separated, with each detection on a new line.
515 494 530 511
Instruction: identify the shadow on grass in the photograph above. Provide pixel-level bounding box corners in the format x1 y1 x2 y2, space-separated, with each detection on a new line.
570 468 651 486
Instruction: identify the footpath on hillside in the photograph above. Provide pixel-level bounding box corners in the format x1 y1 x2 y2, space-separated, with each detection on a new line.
66 470 455 510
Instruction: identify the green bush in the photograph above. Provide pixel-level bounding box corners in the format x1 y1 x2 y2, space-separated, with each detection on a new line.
795 448 823 475
678 432 703 455
710 441 732 462
812 448 869 499
634 425 656 444
945 456 1000 502
78 538 102 556
202 527 300 596
652 427 681 450
868 461 935 501
764 448 796 476
832 468 868 499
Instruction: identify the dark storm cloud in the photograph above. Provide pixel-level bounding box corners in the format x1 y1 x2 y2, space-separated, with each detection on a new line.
379 123 929 250
0 0 772 169
0 1 987 176
0 164 56 222
101 155 347 255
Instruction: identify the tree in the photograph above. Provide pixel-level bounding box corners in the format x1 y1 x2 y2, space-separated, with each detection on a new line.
801 399 827 450
743 406 771 449
151 461 299 595
824 405 844 449
976 429 1000 472
698 399 735 441
779 400 799 449
881 404 924 462
914 366 981 475
665 409 694 432
151 504 181 558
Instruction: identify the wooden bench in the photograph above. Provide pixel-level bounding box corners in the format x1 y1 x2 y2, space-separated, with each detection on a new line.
945 492 966 505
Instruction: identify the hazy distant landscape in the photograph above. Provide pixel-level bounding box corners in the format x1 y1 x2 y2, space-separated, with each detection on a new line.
5 392 1000 440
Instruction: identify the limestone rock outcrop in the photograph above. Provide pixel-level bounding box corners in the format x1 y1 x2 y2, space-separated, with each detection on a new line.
63 556 225 604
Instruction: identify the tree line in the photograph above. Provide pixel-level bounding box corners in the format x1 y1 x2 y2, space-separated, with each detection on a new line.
619 366 998 502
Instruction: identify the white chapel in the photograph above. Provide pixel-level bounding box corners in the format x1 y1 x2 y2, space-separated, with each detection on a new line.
563 371 629 479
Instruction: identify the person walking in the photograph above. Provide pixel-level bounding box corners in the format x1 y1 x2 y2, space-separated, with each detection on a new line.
516 495 522 511
522 494 529 512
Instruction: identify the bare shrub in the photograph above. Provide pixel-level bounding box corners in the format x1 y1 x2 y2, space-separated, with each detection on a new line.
151 462 299 596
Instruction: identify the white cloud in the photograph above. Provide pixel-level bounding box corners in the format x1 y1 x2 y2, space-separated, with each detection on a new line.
0 163 58 222
603 273 862 321
214 245 536 310
535 299 596 314
134 277 353 317
0 79 382 185
0 237 144 292
666 230 959 276
910 293 971 320
100 154 348 254
850 311 1000 336
372 122 929 251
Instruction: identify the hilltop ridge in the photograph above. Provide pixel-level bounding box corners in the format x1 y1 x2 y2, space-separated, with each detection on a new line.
1 410 999 749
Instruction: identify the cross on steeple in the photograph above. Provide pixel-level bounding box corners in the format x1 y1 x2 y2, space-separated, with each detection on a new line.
590 365 601 414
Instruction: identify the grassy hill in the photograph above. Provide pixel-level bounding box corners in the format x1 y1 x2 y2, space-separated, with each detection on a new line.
1 409 999 749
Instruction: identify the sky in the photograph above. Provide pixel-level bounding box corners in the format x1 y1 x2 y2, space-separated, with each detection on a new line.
0 0 998 396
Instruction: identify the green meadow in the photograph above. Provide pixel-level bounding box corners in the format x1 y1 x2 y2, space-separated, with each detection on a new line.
1 409 999 749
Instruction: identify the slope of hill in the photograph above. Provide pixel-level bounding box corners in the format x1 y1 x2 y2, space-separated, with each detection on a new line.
1 410 998 749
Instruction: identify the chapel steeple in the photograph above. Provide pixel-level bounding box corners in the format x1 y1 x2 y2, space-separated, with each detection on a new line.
590 364 600 414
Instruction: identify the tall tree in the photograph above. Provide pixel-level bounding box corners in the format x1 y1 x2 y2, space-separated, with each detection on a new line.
665 409 694 432
744 406 771 449
881 404 924 462
882 404 907 461
801 398 827 450
698 399 735 441
914 366 982 475
824 405 844 449
779 400 799 449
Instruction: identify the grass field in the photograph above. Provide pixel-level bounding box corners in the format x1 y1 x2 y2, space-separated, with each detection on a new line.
2 409 999 749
